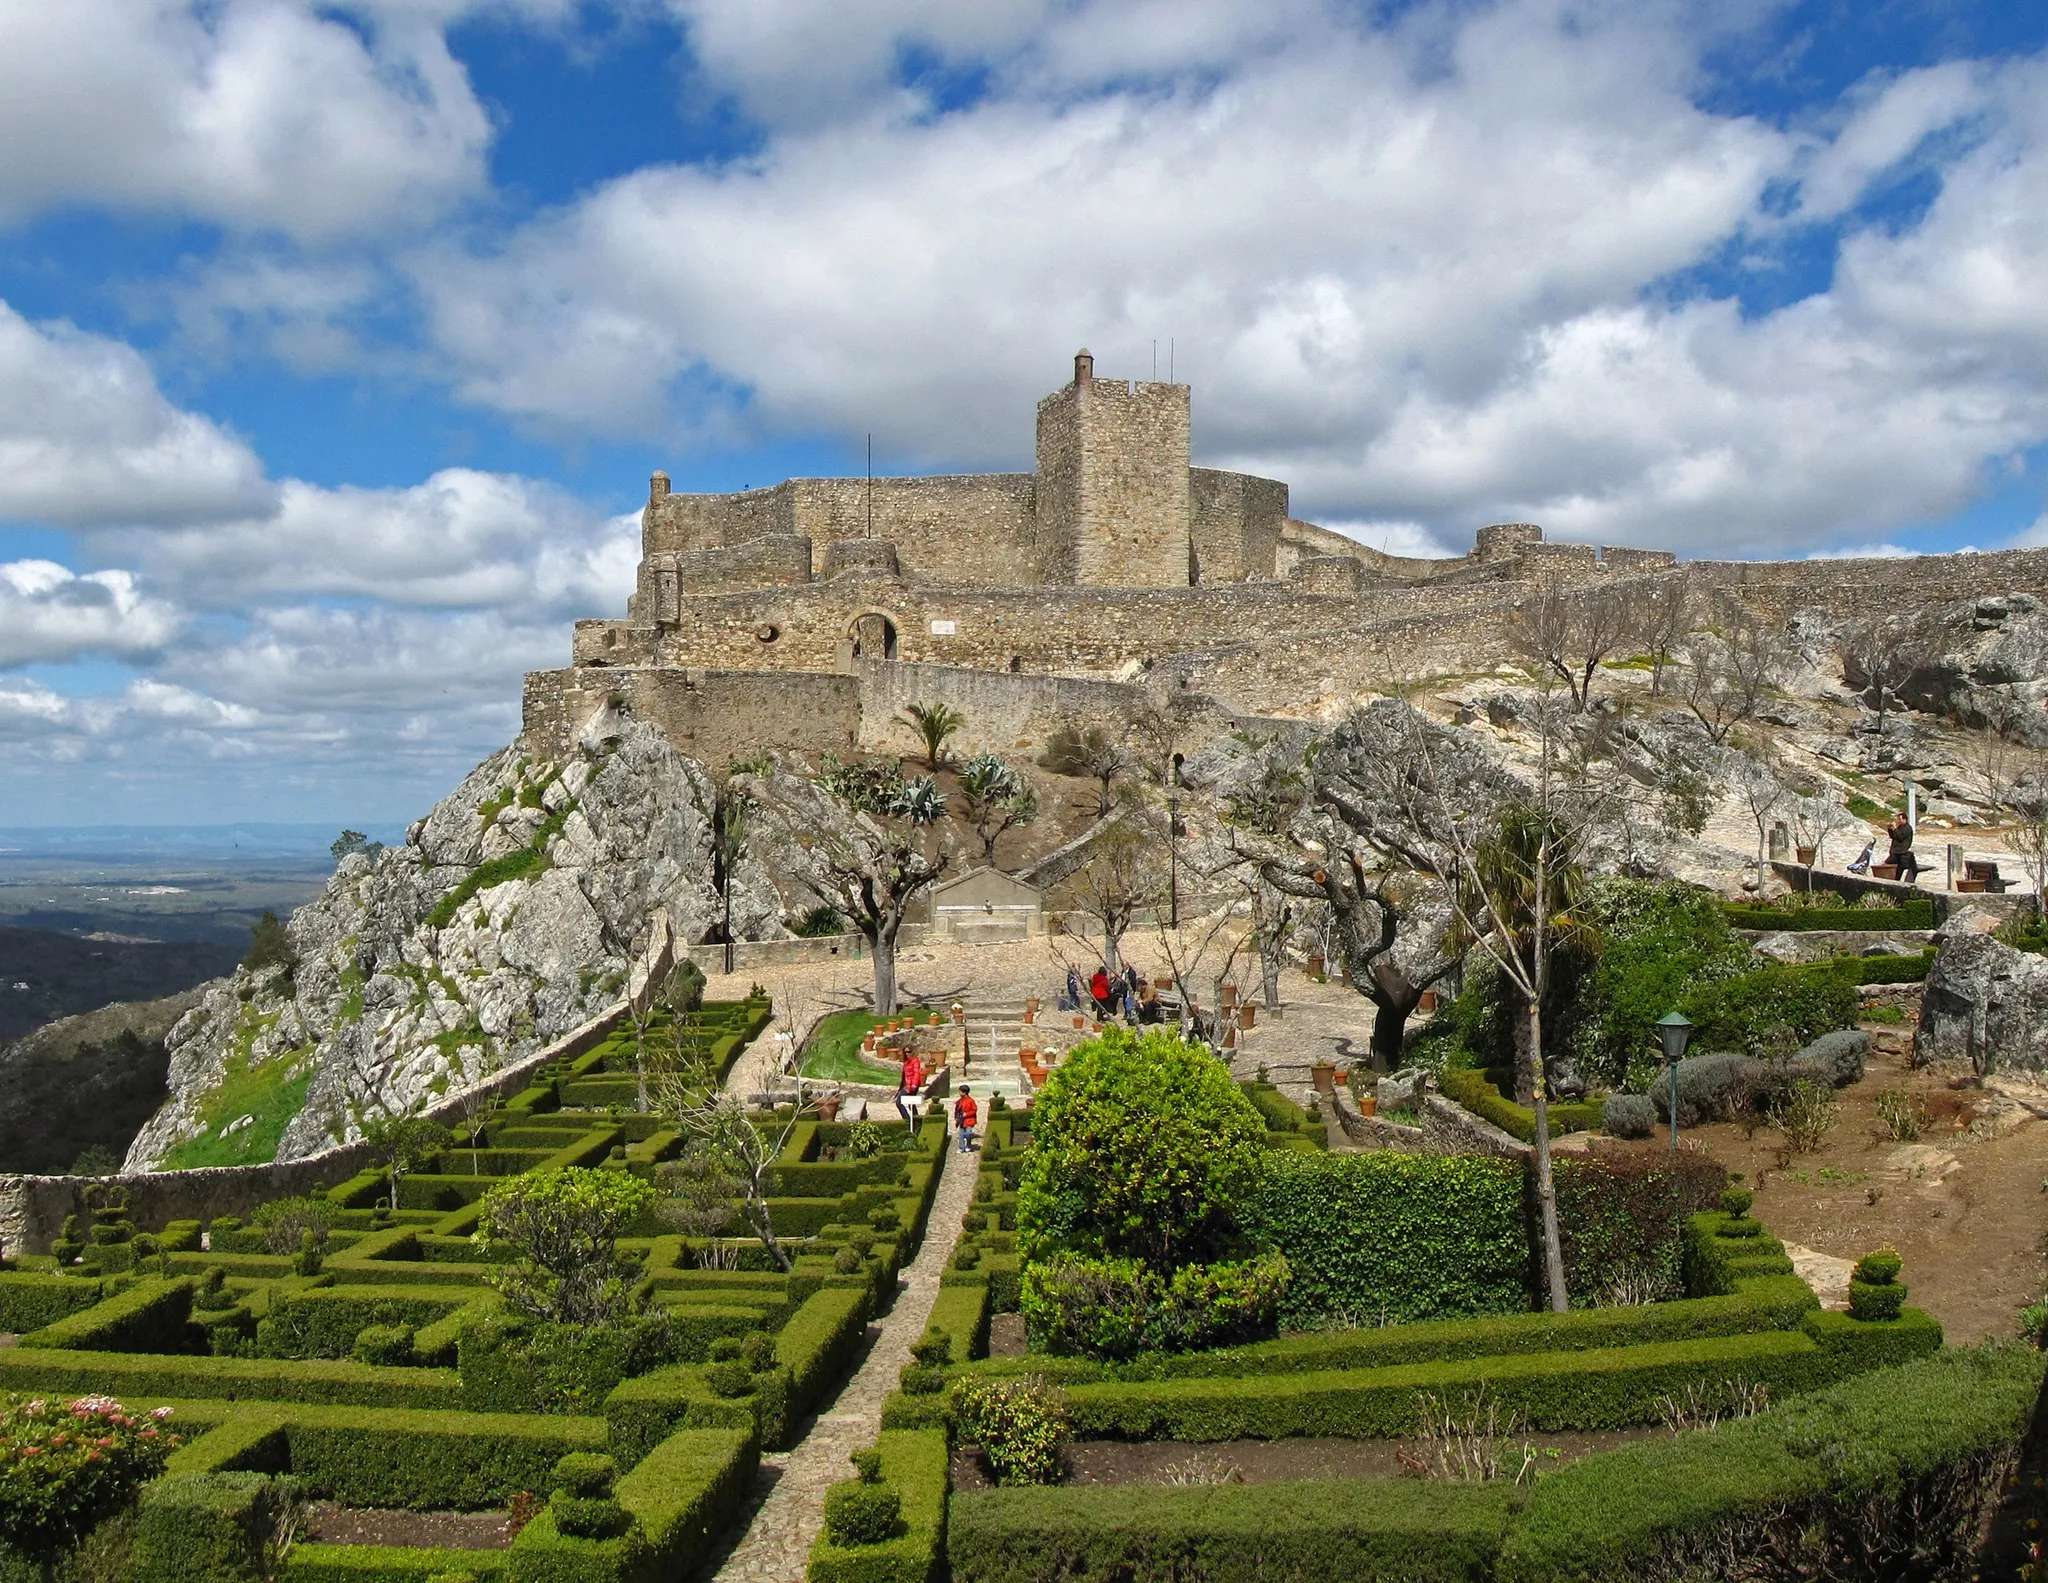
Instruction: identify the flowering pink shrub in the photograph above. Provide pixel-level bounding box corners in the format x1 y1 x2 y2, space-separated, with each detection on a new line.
0 1395 179 1554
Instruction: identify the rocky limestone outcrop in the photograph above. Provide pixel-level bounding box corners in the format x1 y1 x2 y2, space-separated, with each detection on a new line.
1897 594 2048 743
1915 917 2048 1076
125 722 786 1170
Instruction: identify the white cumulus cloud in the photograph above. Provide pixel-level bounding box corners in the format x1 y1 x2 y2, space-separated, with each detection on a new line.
0 301 274 527
0 560 184 666
0 0 492 240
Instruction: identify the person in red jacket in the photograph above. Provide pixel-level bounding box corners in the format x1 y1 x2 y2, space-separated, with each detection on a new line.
896 1049 924 1126
954 1086 978 1153
1089 968 1112 1018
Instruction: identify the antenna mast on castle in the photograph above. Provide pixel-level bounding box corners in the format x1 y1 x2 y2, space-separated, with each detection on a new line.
865 433 872 538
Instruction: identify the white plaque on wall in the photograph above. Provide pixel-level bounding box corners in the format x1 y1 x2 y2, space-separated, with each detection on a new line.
929 619 958 636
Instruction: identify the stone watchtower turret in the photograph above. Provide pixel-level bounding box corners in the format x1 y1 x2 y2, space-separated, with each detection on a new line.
1034 349 1192 587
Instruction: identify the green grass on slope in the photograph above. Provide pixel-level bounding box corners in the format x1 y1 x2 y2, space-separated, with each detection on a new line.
800 1011 900 1082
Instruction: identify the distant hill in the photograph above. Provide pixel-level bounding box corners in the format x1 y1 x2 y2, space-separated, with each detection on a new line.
0 926 241 1043
0 990 201 1173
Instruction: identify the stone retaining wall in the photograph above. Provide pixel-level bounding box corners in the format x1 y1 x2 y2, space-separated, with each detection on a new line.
0 1003 627 1255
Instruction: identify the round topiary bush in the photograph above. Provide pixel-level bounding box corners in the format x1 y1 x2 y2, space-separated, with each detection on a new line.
548 1450 630 1539
1018 1028 1267 1271
1720 1188 1754 1218
1849 1247 1907 1322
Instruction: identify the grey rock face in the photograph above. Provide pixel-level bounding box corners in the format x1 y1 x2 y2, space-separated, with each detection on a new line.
1915 930 2048 1076
1376 1068 1425 1112
123 723 754 1170
1897 593 2048 744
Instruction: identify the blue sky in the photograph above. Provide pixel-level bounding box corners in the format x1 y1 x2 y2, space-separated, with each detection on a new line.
3 0 2047 826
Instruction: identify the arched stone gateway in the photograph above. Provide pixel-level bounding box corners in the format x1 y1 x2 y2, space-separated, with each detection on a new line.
849 610 899 661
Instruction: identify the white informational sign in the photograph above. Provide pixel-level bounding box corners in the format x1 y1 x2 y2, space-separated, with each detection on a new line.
929 619 958 636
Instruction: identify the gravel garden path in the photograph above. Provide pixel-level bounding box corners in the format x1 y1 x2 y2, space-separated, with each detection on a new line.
709 1124 979 1583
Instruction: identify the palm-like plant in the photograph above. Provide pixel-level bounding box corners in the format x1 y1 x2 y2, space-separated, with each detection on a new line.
899 701 967 772
1467 802 1595 1104
956 752 1038 864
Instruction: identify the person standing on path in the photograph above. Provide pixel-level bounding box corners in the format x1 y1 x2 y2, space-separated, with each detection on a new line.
895 1048 924 1126
1886 811 1921 883
954 1086 978 1153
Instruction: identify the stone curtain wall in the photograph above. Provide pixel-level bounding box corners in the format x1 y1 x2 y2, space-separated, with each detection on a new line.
575 581 1387 679
523 667 862 767
854 659 1234 760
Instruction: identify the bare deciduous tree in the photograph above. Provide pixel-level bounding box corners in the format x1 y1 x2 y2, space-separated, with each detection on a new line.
1216 723 1465 1069
1789 787 1856 885
1680 617 1784 746
1636 575 1693 697
651 1042 810 1273
1039 725 1132 815
1362 687 1610 1312
1732 753 1788 875
1053 821 1169 976
1507 581 1644 713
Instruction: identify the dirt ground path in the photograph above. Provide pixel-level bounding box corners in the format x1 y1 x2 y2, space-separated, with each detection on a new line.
708 1129 979 1583
1673 1038 2048 1344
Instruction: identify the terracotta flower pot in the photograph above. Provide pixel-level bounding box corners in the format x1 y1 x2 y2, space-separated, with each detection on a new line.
1359 1094 1378 1118
1305 953 1325 980
1795 846 1817 866
1221 984 1239 1009
818 1096 843 1121
1239 1005 1256 1030
1073 1014 1086 1029
1022 1008 1035 1025
1417 990 1438 1014
1311 1063 1337 1095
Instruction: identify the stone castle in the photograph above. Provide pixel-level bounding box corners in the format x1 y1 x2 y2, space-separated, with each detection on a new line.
523 353 2048 769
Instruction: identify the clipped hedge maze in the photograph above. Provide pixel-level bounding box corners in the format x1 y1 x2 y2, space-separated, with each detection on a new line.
870 1166 2005 1583
0 1000 950 1581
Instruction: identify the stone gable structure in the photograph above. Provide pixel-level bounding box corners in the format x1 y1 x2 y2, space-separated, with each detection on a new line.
524 354 2048 765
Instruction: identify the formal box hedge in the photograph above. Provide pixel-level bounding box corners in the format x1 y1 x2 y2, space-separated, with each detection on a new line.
951 1476 1515 1583
133 1471 300 1582
946 1349 2034 1583
284 1542 509 1579
256 1284 482 1360
23 1274 197 1353
0 1346 465 1409
1723 899 1935 932
0 1272 107 1334
1494 1344 2039 1580
806 1429 949 1583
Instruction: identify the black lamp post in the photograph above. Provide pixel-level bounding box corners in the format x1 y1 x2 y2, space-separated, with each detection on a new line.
1656 1010 1694 1152
1168 752 1184 929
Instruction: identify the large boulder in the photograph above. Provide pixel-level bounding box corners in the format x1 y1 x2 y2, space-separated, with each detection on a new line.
1915 930 2048 1076
124 722 761 1170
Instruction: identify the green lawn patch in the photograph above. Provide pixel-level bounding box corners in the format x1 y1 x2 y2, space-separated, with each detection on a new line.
800 1011 897 1082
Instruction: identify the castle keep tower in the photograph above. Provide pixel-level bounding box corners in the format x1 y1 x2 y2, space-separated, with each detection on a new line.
1035 349 1192 587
